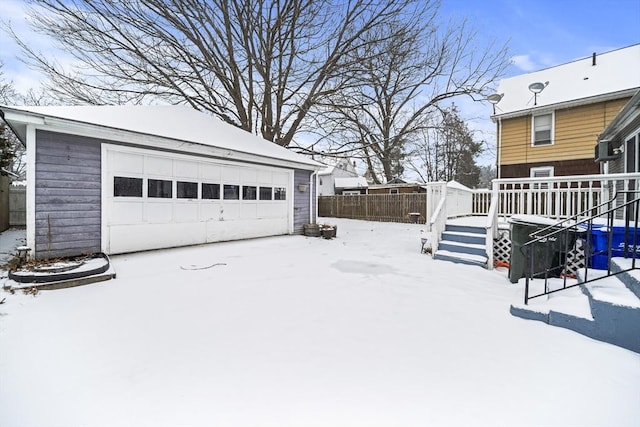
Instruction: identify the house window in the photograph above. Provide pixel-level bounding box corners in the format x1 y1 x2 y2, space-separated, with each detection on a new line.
202 183 220 199
259 186 273 200
390 188 399 194
223 184 240 200
148 179 172 198
114 177 142 197
532 113 553 146
242 185 257 200
530 166 554 189
343 190 360 195
177 181 198 199
274 187 286 200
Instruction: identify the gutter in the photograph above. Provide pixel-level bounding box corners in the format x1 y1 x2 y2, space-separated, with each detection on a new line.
492 88 639 121
0 109 27 148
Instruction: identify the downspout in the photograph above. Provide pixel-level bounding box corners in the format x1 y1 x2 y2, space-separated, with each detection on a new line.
310 171 317 223
496 116 502 179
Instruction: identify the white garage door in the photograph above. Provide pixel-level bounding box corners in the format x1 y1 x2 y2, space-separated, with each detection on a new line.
102 144 292 254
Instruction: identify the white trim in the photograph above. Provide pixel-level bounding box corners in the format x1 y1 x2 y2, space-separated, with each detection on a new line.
25 125 36 255
289 171 295 233
530 165 555 178
101 144 109 254
624 132 640 173
1 108 322 171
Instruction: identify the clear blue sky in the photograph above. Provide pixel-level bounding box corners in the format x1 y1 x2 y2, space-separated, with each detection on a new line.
1 0 639 167
441 0 639 76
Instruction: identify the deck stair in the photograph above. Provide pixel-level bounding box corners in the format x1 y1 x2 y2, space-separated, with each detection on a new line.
432 223 488 268
510 258 640 353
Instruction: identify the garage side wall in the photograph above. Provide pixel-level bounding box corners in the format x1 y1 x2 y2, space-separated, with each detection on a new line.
293 169 315 233
35 130 101 258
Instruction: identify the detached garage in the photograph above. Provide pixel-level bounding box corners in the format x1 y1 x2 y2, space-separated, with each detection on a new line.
0 105 322 259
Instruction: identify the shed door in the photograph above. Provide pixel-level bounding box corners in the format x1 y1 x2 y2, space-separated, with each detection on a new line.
103 145 292 254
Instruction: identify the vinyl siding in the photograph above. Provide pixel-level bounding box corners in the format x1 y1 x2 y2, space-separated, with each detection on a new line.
500 97 631 166
35 130 101 258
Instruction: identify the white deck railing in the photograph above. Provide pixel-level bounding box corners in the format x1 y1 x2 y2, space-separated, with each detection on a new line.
428 173 640 270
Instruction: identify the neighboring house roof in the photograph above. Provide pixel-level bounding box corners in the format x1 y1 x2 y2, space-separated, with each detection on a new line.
334 177 369 189
493 44 640 119
318 159 358 177
318 165 335 176
0 105 323 170
368 181 424 190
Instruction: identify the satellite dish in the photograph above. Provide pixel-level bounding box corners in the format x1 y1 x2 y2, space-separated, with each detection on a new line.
528 82 548 94
528 81 549 106
487 93 503 104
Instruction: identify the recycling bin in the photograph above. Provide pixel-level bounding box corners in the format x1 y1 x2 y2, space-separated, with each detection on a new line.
589 224 640 269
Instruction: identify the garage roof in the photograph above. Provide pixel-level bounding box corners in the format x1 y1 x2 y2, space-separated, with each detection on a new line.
0 105 323 170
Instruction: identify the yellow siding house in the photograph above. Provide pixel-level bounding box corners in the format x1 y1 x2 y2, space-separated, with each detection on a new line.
491 44 640 179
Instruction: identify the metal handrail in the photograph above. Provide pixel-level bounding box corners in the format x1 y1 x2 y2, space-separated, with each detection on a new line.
521 192 640 305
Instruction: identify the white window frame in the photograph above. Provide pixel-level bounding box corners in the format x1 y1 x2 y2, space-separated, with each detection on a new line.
531 112 554 146
342 190 361 195
530 166 554 189
624 130 640 173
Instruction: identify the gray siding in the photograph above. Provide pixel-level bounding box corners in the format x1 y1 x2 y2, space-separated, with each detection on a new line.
35 130 101 258
293 169 315 233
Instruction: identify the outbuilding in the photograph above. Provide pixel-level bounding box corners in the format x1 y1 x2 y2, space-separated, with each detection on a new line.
0 105 322 259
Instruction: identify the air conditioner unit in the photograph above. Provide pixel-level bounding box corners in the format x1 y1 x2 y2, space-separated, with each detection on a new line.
594 140 618 162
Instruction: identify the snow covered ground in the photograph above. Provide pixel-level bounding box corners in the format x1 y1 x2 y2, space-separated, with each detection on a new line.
1 218 639 427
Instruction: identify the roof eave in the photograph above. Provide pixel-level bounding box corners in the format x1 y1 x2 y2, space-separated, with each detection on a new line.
0 106 324 171
491 88 640 121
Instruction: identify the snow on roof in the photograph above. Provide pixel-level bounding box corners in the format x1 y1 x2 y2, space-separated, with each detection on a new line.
334 177 368 189
318 165 335 175
1 105 322 169
494 44 640 117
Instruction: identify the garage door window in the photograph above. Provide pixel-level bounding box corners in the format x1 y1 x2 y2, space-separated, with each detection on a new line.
202 183 220 199
114 177 142 197
243 186 257 200
259 187 273 200
274 187 286 200
148 179 173 198
177 181 198 199
224 184 240 200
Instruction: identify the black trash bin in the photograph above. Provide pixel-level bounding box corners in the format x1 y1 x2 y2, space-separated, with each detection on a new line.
508 217 578 283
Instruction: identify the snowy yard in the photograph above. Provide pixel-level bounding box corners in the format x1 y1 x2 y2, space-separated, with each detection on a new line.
1 218 639 427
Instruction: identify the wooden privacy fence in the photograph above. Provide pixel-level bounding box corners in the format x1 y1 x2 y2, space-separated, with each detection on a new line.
318 194 427 223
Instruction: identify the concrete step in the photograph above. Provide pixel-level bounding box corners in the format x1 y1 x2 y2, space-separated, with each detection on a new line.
511 270 640 353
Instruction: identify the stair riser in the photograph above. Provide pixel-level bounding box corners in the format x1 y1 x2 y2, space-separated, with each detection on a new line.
445 225 485 235
437 242 486 257
589 301 640 352
441 232 485 245
610 266 640 300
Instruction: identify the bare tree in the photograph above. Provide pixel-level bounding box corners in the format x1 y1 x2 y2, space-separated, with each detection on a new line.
304 1 508 183
408 104 483 187
0 64 26 180
10 0 425 147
